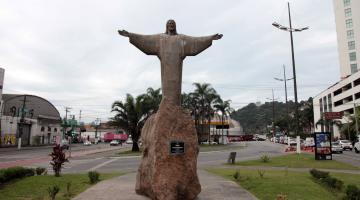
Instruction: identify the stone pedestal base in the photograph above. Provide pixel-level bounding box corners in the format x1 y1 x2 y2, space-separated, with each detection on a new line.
135 99 201 200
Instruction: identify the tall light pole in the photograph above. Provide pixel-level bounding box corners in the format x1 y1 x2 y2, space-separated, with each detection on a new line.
272 2 309 136
274 65 293 114
266 89 276 141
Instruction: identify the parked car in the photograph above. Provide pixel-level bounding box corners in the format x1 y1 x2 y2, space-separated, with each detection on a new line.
83 140 92 146
354 141 360 153
201 140 217 145
331 141 343 154
110 140 120 146
126 139 133 144
338 140 353 150
61 139 69 150
288 138 297 146
304 137 315 147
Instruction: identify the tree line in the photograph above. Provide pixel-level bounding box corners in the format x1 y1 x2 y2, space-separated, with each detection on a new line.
230 97 314 136
109 83 232 152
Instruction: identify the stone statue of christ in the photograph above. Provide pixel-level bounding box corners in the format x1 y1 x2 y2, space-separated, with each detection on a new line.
118 19 222 105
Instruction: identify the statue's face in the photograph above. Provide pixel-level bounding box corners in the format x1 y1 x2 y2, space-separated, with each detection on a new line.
166 20 176 33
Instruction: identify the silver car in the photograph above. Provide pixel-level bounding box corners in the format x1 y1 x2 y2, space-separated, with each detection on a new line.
331 141 343 154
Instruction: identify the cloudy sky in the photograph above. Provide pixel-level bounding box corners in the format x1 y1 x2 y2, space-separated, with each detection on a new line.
0 0 340 123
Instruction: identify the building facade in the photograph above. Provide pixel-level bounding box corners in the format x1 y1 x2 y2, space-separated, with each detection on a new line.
333 0 359 77
0 94 62 147
313 0 360 138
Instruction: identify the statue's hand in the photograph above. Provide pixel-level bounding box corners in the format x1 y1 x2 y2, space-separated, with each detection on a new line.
118 30 130 37
213 33 223 40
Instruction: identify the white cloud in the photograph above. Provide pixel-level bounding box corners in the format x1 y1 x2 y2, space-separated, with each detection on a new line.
0 0 340 122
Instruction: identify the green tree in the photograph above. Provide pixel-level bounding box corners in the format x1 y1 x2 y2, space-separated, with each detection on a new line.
110 94 152 152
192 83 218 142
214 99 233 143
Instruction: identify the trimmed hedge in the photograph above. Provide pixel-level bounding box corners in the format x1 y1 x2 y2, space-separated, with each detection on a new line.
344 185 360 200
309 169 343 190
0 166 35 184
309 169 329 179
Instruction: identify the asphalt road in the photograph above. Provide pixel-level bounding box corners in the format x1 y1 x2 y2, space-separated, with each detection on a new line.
31 141 286 174
2 141 360 174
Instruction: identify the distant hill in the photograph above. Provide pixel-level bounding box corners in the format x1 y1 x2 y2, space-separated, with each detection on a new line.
230 101 296 134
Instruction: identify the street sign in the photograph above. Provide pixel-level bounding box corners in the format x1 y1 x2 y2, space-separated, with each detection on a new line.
216 124 229 129
324 112 343 120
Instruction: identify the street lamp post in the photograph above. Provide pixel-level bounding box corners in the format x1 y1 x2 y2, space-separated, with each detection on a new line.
274 65 293 114
272 2 309 136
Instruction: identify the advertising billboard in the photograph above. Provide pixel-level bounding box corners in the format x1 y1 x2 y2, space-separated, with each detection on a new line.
314 132 332 160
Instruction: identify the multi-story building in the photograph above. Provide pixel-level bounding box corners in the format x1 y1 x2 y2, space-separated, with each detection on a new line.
313 0 360 139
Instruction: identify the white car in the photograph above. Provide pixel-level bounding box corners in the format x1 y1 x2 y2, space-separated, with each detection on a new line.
110 140 120 146
354 141 360 153
125 139 133 144
83 140 92 146
338 140 353 150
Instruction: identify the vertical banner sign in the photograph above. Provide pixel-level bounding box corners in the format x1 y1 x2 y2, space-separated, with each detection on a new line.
314 132 332 160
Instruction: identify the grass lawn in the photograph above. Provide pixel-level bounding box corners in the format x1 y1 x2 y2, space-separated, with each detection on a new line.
0 173 123 200
233 153 359 170
117 143 245 156
208 168 360 200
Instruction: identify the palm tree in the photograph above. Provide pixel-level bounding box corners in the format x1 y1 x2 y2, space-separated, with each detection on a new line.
192 83 218 142
214 99 233 143
109 94 152 151
141 87 162 115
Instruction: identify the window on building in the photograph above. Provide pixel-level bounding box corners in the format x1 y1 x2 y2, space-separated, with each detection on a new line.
351 63 358 73
348 41 355 50
345 8 352 17
54 128 57 132
323 96 328 112
48 127 51 132
41 126 45 132
344 0 351 6
350 52 357 61
328 94 332 112
347 30 354 39
319 99 323 114
346 19 353 28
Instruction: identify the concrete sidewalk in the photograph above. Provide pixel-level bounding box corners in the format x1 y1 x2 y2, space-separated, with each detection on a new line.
73 170 258 200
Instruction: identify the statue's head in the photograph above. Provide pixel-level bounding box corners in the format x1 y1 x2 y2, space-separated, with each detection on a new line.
165 19 177 35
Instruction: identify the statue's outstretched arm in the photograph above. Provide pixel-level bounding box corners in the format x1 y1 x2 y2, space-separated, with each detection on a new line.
118 30 160 55
183 34 223 56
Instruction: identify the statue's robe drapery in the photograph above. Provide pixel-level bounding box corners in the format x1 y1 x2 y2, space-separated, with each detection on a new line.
128 33 213 105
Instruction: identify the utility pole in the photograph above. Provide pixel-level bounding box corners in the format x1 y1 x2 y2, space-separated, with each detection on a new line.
266 90 276 141
272 89 275 140
354 102 359 138
95 118 100 139
272 2 309 136
62 107 71 144
18 95 27 150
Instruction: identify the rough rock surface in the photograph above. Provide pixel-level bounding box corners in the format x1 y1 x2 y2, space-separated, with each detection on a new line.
135 99 201 200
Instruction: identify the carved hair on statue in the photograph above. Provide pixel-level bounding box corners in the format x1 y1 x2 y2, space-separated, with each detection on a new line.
165 19 177 35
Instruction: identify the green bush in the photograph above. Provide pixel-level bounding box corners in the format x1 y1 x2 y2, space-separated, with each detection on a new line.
233 170 240 180
343 185 360 200
47 185 60 200
35 167 46 175
309 169 329 179
322 176 343 190
0 166 35 184
88 171 100 184
260 155 270 163
257 170 265 178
